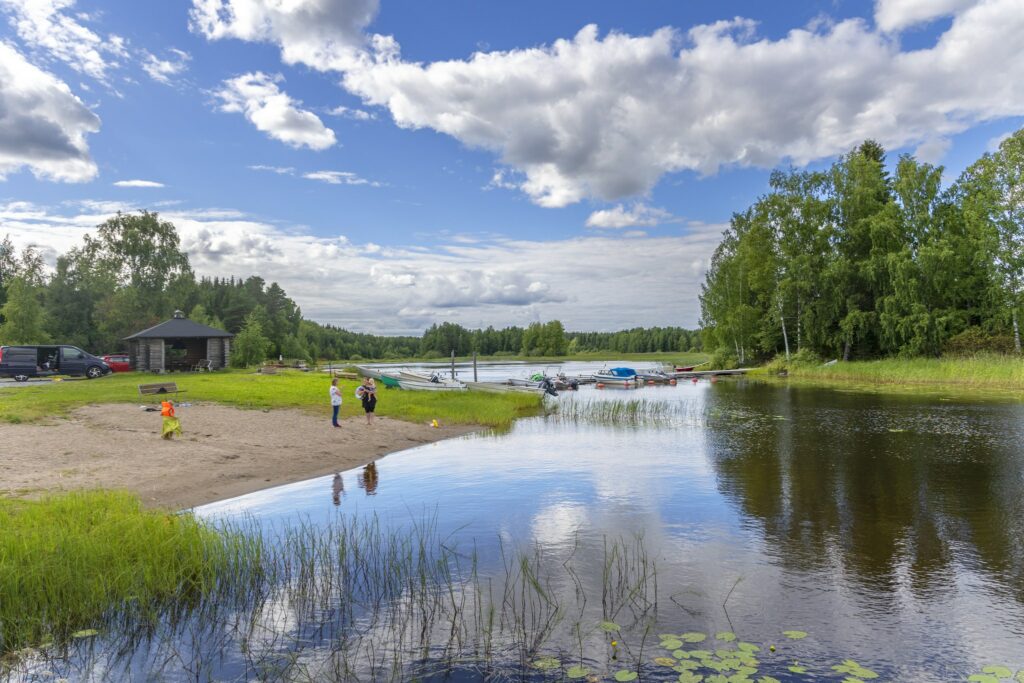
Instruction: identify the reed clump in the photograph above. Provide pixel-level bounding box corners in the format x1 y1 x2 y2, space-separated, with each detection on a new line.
0 490 262 657
550 397 702 427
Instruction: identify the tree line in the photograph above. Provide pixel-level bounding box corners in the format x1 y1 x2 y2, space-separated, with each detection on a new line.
700 129 1024 364
0 211 699 365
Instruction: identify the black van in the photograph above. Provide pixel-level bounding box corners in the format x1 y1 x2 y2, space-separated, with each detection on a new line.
0 345 112 382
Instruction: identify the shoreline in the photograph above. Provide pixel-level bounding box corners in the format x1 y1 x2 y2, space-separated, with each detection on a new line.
0 403 481 510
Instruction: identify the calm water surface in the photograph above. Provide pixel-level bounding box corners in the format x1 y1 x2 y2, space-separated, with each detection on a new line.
21 369 1024 681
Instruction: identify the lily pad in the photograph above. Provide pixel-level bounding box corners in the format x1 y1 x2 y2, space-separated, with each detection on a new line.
677 673 704 683
716 631 737 642
758 678 781 683
601 621 622 633
737 642 761 653
788 664 807 674
832 660 878 680
71 629 99 639
1015 670 1024 683
674 650 691 659
967 676 999 683
655 657 677 667
532 656 561 670
983 666 1013 679
614 671 638 682
661 639 685 650
681 632 708 643
566 665 590 679
782 630 807 640
674 660 700 671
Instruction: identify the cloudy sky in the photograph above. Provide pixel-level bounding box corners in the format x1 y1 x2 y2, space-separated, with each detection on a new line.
1 0 1022 334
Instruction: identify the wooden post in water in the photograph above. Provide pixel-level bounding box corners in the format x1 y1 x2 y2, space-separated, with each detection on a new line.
473 352 478 382
451 350 456 379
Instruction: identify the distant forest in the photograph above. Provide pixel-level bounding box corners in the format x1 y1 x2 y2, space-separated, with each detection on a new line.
0 213 699 364
700 128 1024 364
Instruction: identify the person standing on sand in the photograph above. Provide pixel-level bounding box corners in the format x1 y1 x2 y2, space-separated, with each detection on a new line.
161 400 182 440
356 377 377 425
329 378 343 428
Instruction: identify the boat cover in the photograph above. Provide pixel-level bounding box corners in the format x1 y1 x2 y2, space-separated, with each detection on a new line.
608 367 637 377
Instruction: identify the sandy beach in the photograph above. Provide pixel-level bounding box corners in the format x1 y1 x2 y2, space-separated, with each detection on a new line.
0 403 479 509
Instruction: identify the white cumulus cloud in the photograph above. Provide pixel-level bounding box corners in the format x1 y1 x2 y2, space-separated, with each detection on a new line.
585 203 674 229
193 1 1024 209
874 0 981 32
214 72 337 150
189 0 379 72
0 42 100 182
113 179 165 188
0 0 127 83
327 105 375 120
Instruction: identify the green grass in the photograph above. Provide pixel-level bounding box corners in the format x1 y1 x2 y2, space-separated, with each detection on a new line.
0 490 260 656
752 353 1024 394
0 369 542 428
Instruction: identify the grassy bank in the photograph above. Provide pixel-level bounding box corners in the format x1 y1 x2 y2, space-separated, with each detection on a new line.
753 354 1024 391
0 369 542 427
0 491 259 656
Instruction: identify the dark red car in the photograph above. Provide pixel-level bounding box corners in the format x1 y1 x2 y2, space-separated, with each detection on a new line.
102 353 132 372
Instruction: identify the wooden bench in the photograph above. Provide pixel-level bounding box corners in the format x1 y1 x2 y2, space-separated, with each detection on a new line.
138 382 186 400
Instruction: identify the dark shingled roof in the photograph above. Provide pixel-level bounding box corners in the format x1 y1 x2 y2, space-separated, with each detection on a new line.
124 317 234 340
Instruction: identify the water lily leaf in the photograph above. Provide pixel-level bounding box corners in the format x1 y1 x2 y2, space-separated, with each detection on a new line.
614 671 638 682
726 674 752 683
716 632 737 642
661 639 685 650
689 650 712 658
674 650 691 659
71 629 98 639
655 657 677 667
677 673 704 683
758 678 781 683
532 656 561 670
967 676 999 683
706 675 729 683
681 632 708 643
983 666 1013 679
782 630 807 640
601 621 622 632
788 665 807 674
674 660 700 671
737 642 761 653
1015 670 1024 683
566 665 590 679
716 648 738 659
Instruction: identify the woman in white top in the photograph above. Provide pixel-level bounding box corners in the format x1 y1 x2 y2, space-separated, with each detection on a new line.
330 378 343 428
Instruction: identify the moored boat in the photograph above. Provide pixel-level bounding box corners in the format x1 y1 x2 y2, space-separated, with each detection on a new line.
593 367 638 386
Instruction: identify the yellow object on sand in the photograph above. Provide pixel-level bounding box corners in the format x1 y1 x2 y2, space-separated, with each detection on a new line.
431 419 439 428
161 416 182 439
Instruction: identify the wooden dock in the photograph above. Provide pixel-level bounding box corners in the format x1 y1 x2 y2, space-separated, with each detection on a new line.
675 368 754 378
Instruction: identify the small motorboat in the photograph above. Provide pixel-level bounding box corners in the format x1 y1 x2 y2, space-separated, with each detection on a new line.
636 369 676 384
592 367 637 386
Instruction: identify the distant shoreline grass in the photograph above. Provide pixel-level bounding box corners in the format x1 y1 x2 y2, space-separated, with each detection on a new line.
750 353 1024 396
0 369 542 428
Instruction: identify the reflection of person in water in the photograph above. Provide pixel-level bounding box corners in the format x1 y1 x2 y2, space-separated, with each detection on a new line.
331 472 344 506
358 462 379 495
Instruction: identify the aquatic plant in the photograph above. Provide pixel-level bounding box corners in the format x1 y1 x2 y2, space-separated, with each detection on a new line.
549 397 705 427
0 491 263 658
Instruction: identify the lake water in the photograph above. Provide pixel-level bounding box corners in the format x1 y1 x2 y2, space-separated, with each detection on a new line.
15 367 1024 682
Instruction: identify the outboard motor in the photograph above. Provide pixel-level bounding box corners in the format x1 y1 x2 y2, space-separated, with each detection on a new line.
540 377 558 397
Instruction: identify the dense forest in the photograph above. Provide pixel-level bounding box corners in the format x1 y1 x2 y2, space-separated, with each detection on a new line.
0 212 698 365
700 128 1024 364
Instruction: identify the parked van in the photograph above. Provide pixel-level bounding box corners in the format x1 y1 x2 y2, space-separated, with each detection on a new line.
0 345 112 382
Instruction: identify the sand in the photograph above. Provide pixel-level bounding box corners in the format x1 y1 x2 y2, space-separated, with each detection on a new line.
0 404 478 509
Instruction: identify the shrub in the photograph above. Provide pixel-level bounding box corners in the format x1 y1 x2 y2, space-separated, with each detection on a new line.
943 326 1017 356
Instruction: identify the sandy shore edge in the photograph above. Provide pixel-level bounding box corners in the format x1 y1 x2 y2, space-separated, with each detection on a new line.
0 403 481 509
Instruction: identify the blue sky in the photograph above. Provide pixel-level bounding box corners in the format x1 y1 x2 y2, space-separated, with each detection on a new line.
1 0 1022 333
